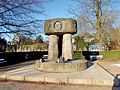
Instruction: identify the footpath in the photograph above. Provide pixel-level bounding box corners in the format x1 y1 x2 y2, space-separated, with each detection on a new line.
0 60 120 87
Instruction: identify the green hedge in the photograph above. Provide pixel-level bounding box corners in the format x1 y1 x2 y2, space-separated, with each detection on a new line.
73 51 84 59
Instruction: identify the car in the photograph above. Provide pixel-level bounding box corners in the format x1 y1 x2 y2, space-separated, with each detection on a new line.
89 44 106 51
90 55 103 60
0 58 7 64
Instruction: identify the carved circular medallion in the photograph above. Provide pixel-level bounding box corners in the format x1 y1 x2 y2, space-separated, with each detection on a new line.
54 21 62 30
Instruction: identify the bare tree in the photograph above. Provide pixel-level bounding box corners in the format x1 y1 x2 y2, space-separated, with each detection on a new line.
0 0 49 37
69 0 120 45
108 29 120 49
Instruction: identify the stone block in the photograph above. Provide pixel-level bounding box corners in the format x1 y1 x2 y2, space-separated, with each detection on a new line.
25 76 45 82
91 79 114 86
45 77 68 84
68 78 91 84
35 60 87 73
48 35 58 61
62 34 72 61
6 75 25 81
44 18 77 35
0 75 7 80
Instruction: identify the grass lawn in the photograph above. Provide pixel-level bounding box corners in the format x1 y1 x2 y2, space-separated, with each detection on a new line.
73 51 84 59
100 51 120 61
73 51 120 61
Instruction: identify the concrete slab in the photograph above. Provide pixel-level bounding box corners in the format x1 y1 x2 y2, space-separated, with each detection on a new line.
91 79 114 86
45 77 68 84
0 75 7 80
68 78 91 85
0 62 117 86
25 76 45 82
6 75 24 81
97 61 120 76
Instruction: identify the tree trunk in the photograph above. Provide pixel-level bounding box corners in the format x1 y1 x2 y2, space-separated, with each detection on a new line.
95 0 103 45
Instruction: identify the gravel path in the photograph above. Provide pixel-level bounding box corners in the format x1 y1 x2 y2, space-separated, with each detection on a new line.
0 81 119 90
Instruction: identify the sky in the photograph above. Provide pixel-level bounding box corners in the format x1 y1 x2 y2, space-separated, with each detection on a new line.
41 0 120 41
43 0 74 20
41 0 74 40
2 0 74 41
2 0 120 41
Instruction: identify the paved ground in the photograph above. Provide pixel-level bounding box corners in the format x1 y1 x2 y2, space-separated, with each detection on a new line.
0 61 35 74
0 60 120 90
97 60 120 77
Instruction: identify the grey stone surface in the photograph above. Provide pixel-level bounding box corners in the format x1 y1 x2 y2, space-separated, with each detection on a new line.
44 18 77 35
62 34 72 61
0 75 7 80
68 78 92 85
42 18 77 65
7 75 25 81
24 76 45 82
0 62 116 86
35 60 87 73
44 77 68 84
48 35 58 61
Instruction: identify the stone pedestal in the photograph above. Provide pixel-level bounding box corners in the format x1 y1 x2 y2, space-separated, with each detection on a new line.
35 60 87 72
48 35 58 61
62 34 73 61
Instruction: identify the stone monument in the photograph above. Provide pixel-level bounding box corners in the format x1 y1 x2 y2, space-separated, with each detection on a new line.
44 18 77 62
35 18 87 72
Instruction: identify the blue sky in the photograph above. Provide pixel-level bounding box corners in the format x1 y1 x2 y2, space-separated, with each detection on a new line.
36 0 120 41
41 0 74 40
3 0 74 41
44 0 74 19
3 0 120 41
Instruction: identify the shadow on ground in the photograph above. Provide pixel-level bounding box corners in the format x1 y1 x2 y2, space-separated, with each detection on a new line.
87 60 94 68
112 74 120 90
82 51 99 60
0 51 48 67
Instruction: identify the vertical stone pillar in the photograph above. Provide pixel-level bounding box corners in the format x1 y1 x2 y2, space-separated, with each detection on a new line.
48 35 58 62
62 34 73 61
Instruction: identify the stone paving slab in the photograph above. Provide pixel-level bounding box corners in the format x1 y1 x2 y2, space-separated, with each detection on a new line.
0 63 119 86
97 61 120 76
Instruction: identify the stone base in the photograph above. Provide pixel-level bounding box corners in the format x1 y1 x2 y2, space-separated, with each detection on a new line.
35 60 88 73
